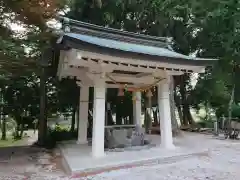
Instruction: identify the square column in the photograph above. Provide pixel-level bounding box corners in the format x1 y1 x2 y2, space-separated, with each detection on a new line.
158 77 174 149
92 78 106 158
77 86 89 144
133 91 142 126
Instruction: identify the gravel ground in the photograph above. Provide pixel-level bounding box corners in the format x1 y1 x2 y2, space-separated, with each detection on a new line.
1 135 240 180
81 143 240 180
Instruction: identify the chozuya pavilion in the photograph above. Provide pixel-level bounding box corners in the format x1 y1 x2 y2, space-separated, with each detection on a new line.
56 17 216 159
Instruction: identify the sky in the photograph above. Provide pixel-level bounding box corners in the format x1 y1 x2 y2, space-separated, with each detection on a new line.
10 23 26 31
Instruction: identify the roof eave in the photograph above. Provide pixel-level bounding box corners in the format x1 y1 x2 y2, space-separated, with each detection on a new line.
194 57 218 66
59 35 216 67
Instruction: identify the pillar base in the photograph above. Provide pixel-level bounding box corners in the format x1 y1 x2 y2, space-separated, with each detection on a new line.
76 140 88 145
160 143 175 150
92 152 105 158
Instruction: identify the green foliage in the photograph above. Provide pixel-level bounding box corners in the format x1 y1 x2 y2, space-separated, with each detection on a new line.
67 0 200 125
5 117 17 132
193 67 230 111
230 104 240 119
197 120 214 128
1 0 240 133
190 0 240 117
54 123 70 132
44 127 78 149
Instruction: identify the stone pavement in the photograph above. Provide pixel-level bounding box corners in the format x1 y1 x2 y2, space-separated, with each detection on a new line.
1 133 240 180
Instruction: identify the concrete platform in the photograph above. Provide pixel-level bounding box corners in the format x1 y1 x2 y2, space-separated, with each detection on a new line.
59 133 211 176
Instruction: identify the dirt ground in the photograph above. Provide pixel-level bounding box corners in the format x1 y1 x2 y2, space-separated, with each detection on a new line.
0 146 67 180
1 133 240 180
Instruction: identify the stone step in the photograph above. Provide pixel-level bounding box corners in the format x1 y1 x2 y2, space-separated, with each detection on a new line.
69 150 209 178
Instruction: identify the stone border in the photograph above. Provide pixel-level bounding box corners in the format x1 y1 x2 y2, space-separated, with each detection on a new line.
106 144 156 152
67 150 209 178
58 146 72 175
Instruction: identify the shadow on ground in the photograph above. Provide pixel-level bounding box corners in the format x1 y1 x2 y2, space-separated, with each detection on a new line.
0 145 66 179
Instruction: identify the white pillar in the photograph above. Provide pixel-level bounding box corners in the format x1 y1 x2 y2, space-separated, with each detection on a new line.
158 77 174 149
133 91 142 126
77 87 89 144
92 78 106 158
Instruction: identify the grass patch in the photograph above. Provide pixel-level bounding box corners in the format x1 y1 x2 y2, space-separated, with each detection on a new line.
0 136 27 147
196 120 214 128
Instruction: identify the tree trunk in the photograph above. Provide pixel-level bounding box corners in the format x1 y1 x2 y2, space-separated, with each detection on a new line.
179 74 192 126
0 89 5 140
70 107 76 132
152 109 158 125
186 104 194 124
38 66 47 145
144 95 152 133
116 97 123 125
116 113 122 125
176 105 183 124
129 112 133 125
33 119 38 134
15 120 20 139
20 122 24 138
107 110 114 125
169 76 179 129
1 117 6 140
143 97 147 130
128 95 133 125
76 105 80 133
182 102 193 125
124 117 128 124
169 76 181 136
227 85 235 136
174 90 183 125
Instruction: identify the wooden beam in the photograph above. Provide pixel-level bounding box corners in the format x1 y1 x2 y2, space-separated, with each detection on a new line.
106 73 156 84
79 50 205 72
106 84 137 88
64 49 198 74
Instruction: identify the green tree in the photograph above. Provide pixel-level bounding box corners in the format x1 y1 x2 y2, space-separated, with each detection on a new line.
191 0 240 120
67 0 199 128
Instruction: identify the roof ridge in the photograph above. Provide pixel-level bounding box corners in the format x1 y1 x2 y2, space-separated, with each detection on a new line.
58 16 172 48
